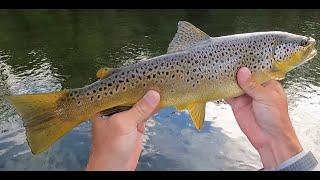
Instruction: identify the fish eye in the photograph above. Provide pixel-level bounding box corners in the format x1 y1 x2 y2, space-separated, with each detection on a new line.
300 38 309 47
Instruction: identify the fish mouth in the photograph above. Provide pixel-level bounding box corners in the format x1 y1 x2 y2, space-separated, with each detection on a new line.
292 43 317 70
304 42 317 62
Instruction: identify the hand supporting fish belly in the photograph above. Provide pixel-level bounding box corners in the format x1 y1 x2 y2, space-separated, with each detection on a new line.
5 21 317 155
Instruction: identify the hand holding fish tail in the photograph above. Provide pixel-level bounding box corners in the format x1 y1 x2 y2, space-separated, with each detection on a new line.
86 90 160 171
226 67 303 170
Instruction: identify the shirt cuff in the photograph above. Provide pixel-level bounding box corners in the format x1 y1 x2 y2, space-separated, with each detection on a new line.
259 150 318 171
275 150 307 170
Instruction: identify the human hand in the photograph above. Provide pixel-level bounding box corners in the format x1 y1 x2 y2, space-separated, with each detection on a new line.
86 90 160 171
226 67 303 169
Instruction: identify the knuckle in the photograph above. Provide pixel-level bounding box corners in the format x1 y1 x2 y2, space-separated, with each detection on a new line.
133 102 148 119
246 80 257 92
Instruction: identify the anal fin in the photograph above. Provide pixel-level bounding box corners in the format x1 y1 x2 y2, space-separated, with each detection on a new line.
100 106 133 117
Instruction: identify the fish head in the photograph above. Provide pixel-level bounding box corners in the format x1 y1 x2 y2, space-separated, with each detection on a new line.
272 32 317 73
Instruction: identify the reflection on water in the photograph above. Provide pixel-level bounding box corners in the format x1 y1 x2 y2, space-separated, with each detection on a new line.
0 9 320 171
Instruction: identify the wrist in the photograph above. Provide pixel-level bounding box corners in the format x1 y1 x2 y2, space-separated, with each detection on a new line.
269 133 303 166
86 151 131 171
257 132 303 169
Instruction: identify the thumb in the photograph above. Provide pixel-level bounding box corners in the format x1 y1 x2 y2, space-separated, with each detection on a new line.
237 67 268 100
124 90 160 125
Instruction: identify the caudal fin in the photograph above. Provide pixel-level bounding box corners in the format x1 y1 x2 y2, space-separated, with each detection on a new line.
5 91 83 155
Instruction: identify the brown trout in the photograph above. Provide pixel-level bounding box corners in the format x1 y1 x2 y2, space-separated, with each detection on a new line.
5 21 317 154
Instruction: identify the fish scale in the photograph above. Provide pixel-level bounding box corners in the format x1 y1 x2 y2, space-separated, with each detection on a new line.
5 21 317 154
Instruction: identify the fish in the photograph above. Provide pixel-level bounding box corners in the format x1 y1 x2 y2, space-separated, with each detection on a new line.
5 21 317 155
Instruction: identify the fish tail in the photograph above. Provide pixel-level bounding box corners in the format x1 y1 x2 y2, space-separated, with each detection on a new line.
5 91 82 155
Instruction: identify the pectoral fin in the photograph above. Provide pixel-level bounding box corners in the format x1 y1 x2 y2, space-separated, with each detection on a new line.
269 66 286 80
270 70 286 80
186 102 206 130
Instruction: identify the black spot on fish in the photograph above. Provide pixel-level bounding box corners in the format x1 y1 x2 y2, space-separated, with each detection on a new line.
99 88 102 91
93 90 96 93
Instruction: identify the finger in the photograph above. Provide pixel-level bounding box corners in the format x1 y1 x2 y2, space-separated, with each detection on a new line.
226 94 252 111
264 80 284 93
91 112 110 125
225 97 236 104
137 122 145 134
237 67 268 101
119 90 160 126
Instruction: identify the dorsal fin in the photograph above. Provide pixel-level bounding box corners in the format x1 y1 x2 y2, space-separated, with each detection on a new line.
167 21 211 54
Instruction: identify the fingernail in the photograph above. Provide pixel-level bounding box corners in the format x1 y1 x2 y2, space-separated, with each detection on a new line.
239 67 251 82
143 90 160 106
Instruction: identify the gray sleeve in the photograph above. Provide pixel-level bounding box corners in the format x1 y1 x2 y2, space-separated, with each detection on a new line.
258 151 318 171
277 151 318 171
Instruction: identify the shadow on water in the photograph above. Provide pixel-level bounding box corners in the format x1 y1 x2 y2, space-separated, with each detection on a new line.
0 9 320 170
